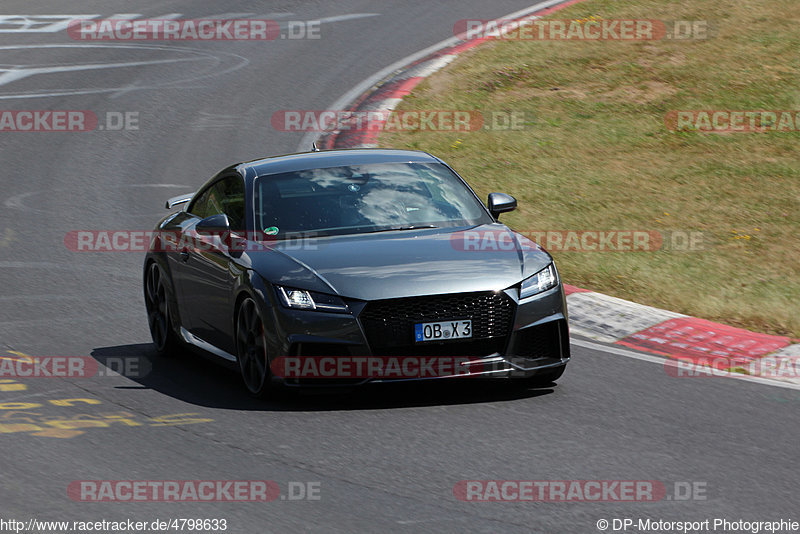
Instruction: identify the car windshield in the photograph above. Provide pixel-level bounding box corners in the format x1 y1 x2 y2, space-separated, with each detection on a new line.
254 162 492 237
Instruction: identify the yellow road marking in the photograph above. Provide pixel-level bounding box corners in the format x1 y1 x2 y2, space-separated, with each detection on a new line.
0 402 42 410
0 350 33 364
0 379 26 392
0 408 214 438
149 413 215 426
0 228 15 249
49 398 102 407
31 428 85 438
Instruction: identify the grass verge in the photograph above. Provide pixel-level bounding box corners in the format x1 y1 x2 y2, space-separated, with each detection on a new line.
380 0 800 337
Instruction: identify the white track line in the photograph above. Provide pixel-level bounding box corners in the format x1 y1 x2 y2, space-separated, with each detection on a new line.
571 338 800 391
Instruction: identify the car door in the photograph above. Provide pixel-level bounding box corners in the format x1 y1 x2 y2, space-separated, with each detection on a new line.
179 173 246 354
160 208 203 332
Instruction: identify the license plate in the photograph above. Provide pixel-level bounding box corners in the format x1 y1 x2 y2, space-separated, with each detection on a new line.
414 320 472 342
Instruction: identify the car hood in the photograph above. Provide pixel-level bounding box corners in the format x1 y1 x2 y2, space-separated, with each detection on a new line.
249 223 553 301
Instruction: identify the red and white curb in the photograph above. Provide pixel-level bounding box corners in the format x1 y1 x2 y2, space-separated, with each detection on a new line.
304 0 800 386
564 285 800 385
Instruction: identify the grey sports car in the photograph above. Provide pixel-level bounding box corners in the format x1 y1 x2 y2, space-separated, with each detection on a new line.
143 148 570 396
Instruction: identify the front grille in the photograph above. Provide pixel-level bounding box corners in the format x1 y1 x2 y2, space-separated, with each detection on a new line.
359 291 515 356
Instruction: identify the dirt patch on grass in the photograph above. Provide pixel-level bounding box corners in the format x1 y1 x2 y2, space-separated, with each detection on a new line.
600 81 677 103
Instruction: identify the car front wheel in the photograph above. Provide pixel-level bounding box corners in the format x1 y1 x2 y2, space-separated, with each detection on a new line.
236 297 272 397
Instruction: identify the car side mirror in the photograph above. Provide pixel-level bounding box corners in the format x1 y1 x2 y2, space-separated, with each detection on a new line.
488 192 517 219
195 213 231 235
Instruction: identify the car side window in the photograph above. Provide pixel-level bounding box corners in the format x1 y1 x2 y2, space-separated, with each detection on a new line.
187 175 245 232
188 186 214 218
216 176 246 232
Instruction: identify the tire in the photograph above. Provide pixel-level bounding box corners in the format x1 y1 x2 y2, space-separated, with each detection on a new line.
144 262 182 357
235 297 273 397
513 365 566 389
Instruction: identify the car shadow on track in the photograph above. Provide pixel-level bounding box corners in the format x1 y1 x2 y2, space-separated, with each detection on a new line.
91 344 556 412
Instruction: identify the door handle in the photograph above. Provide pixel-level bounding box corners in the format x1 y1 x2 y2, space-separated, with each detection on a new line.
179 251 190 262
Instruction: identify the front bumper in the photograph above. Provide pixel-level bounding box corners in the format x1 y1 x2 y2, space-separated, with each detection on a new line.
267 284 570 387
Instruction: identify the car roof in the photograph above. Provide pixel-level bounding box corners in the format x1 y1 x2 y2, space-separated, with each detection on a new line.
238 148 442 178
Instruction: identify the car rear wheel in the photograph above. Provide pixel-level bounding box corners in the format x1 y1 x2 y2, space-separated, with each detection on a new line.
145 262 180 356
236 297 271 397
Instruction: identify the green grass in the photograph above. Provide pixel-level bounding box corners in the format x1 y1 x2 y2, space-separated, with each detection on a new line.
381 0 800 337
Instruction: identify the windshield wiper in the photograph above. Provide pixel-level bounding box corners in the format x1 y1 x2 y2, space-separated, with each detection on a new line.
361 224 439 234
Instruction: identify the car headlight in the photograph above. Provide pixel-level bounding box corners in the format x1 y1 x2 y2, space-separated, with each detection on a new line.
520 263 558 299
275 286 349 313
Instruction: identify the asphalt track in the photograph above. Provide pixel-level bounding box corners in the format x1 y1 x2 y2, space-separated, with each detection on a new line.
0 2 798 533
